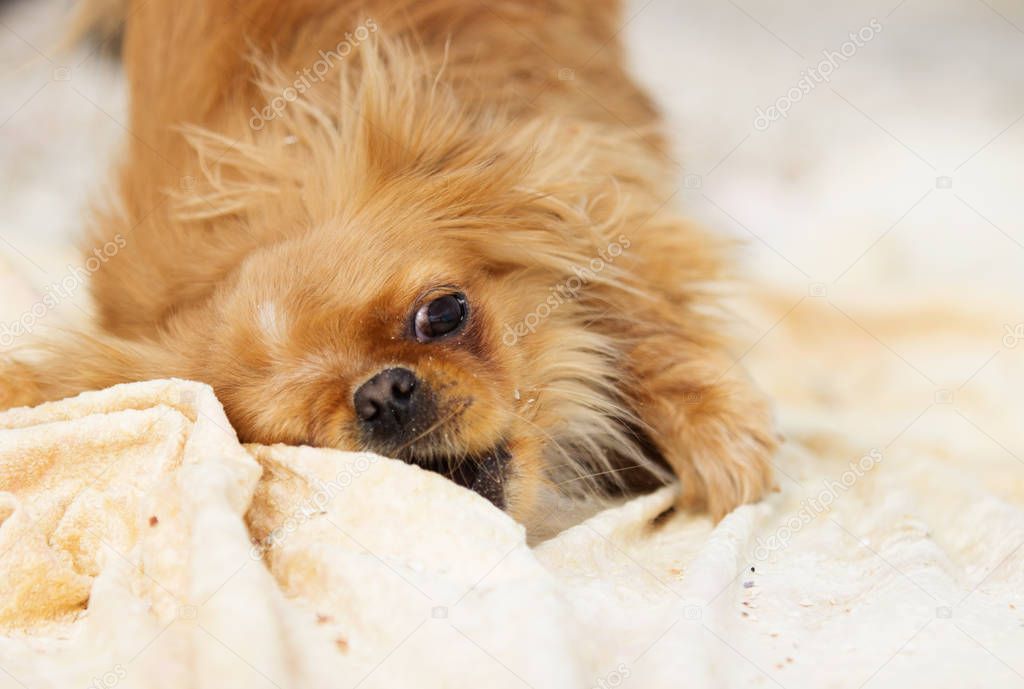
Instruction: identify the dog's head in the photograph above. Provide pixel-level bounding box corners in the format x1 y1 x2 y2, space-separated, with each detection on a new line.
94 45 671 522
204 220 544 513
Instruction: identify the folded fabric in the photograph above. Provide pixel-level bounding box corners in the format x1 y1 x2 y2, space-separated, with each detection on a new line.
0 379 618 688
0 355 1021 689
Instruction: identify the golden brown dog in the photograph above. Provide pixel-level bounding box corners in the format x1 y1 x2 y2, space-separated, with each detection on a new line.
2 0 778 528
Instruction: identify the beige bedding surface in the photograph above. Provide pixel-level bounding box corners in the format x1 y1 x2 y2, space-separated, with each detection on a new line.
0 287 1021 689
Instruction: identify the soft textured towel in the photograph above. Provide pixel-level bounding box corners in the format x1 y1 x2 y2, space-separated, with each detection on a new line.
1 286 1021 688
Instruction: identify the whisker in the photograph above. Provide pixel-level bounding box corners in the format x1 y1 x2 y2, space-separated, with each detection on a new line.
391 399 470 456
553 464 649 488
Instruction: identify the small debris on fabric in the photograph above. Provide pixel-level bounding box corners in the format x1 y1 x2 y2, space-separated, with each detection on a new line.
148 516 159 527
743 581 755 588
335 637 349 653
799 599 813 607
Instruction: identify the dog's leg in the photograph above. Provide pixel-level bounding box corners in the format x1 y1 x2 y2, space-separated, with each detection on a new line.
0 335 167 412
618 307 779 520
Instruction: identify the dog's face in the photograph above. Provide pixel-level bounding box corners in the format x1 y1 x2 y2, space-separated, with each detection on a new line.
189 197 555 517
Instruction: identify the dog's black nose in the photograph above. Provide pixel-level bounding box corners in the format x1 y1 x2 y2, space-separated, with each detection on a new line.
353 367 422 441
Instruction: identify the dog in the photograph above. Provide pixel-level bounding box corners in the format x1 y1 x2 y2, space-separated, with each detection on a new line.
1 0 778 530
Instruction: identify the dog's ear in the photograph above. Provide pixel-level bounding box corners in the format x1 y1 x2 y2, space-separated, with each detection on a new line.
0 332 172 411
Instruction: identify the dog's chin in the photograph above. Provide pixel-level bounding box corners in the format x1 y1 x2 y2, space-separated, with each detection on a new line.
399 443 511 510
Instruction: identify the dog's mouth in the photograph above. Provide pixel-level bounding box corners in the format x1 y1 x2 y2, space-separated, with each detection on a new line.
401 443 511 510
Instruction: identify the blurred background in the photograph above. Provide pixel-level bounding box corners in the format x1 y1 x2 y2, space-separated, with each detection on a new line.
627 0 1023 298
2 0 1022 333
0 0 1021 433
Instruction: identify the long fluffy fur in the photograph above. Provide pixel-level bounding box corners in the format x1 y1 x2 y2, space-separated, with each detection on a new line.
2 0 778 529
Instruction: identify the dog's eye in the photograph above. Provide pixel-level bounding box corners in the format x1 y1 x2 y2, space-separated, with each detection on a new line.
414 293 467 341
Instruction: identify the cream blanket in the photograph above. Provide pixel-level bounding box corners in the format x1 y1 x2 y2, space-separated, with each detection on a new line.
1 289 1022 689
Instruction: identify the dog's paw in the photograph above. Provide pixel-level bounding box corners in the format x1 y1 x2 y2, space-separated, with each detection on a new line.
668 378 780 520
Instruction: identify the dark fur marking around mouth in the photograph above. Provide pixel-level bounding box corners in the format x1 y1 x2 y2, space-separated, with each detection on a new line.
368 388 508 508
391 444 509 510
423 443 509 510
403 452 506 508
